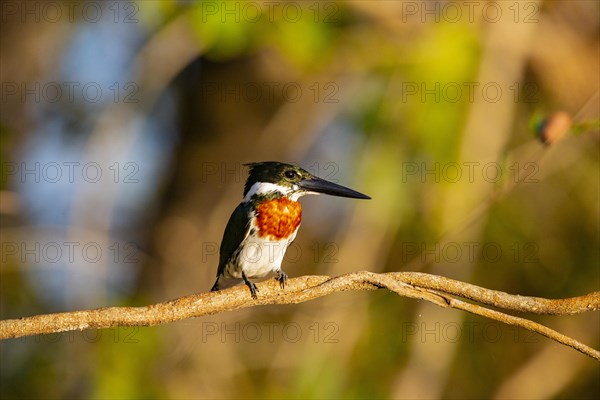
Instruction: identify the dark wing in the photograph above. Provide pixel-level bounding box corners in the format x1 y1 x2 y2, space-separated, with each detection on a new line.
215 202 253 277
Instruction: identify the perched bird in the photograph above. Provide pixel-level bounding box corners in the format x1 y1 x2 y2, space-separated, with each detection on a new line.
211 161 370 298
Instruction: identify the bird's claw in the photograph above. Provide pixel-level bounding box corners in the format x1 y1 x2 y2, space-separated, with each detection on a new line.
275 270 288 289
242 271 258 299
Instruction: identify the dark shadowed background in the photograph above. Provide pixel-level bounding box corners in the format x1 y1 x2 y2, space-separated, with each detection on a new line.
1 1 599 398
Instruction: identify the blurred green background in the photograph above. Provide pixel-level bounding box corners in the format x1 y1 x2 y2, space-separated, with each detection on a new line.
1 0 599 398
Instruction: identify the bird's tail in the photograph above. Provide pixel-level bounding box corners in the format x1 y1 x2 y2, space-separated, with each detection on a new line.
211 275 243 291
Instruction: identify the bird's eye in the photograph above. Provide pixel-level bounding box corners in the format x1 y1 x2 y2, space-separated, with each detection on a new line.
285 170 297 179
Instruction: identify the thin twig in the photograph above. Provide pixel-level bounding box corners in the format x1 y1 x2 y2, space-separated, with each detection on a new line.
1 272 598 360
389 272 599 315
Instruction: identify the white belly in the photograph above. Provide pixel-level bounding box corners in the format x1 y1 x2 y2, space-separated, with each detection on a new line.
225 231 297 279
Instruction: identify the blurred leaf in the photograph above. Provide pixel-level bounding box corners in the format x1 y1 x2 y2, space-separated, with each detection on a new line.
91 328 163 399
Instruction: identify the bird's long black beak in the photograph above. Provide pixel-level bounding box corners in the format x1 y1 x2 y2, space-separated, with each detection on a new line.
298 176 371 199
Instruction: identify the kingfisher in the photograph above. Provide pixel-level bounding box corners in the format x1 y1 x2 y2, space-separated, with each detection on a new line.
211 161 370 298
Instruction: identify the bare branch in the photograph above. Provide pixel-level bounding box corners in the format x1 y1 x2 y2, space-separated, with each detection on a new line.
389 272 600 315
1 272 598 360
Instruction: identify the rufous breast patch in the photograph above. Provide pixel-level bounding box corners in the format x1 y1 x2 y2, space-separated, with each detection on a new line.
255 197 302 240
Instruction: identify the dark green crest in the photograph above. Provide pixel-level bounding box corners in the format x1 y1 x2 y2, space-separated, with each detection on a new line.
242 161 371 200
243 162 309 196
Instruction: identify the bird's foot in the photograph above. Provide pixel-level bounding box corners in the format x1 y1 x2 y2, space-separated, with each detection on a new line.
275 270 288 289
242 271 258 299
